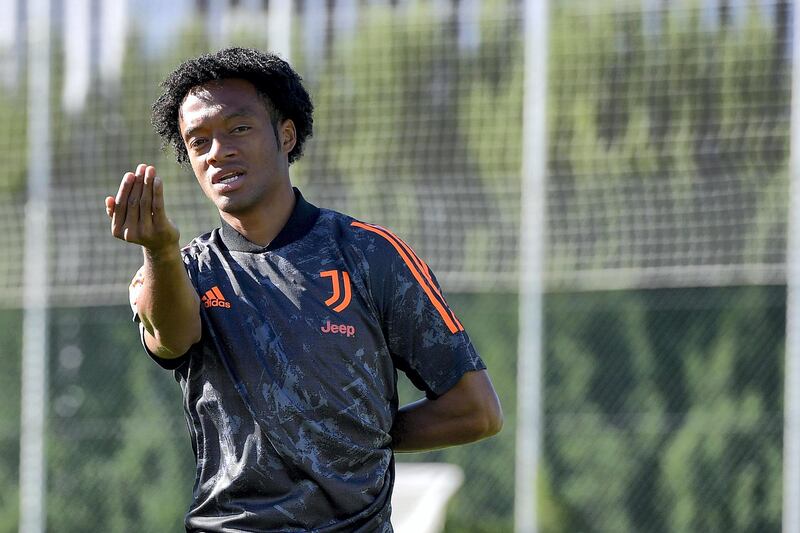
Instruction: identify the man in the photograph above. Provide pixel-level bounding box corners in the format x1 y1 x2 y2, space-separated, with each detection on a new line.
105 47 502 532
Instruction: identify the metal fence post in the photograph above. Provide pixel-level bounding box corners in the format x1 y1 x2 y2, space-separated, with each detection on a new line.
783 3 800 532
516 1 548 532
19 0 51 531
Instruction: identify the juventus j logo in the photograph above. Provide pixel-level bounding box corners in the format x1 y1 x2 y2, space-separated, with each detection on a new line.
320 270 352 312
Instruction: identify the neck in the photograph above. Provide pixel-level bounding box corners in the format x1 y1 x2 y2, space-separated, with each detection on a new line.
220 184 296 246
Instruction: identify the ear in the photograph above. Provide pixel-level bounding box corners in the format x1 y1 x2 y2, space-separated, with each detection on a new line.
279 119 297 155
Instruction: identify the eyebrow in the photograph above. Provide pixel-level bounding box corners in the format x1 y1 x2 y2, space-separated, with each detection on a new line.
182 107 260 140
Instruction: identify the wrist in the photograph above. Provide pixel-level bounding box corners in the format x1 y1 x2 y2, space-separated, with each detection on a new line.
142 242 181 263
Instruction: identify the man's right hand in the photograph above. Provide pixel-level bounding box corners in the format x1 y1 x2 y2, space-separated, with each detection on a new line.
106 163 201 358
105 163 179 253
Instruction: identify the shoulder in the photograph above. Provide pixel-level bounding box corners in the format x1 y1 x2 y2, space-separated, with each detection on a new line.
309 208 434 296
325 211 432 297
347 218 428 282
318 208 414 263
179 229 223 263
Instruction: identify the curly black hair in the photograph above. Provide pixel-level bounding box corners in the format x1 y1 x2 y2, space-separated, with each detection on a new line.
152 47 314 166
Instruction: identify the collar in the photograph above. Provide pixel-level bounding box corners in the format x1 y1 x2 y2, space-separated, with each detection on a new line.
219 188 320 253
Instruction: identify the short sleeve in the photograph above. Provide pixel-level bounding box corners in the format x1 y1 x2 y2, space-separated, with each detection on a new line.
351 221 486 399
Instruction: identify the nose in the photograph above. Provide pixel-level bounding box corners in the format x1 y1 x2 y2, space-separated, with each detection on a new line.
206 135 237 164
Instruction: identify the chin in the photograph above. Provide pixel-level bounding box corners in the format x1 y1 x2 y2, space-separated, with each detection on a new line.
216 197 257 216
214 198 239 214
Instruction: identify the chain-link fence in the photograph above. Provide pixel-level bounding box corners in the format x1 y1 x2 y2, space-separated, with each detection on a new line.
0 0 794 532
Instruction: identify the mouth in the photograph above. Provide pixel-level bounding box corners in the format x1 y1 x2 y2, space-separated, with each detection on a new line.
213 169 245 185
212 169 246 193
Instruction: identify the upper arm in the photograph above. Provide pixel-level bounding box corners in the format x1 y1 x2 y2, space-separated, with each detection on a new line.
390 369 504 451
143 328 192 360
436 369 503 434
129 257 201 362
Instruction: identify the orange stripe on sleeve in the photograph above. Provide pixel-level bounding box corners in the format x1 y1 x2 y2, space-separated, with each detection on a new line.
351 221 460 334
374 224 430 277
364 223 463 331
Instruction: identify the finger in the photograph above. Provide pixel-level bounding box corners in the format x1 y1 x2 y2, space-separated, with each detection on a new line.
104 196 115 219
152 175 168 225
111 172 135 238
114 171 133 204
124 171 145 236
140 166 156 233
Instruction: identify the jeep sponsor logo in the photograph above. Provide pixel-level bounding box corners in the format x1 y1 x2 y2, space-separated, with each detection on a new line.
320 320 355 337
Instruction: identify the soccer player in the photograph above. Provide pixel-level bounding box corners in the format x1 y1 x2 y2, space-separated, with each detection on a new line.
104 47 502 532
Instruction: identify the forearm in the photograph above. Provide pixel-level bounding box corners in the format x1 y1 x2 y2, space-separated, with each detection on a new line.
391 370 503 452
137 245 201 357
108 164 199 356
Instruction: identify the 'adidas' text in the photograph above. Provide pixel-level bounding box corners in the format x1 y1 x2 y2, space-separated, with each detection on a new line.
202 286 231 309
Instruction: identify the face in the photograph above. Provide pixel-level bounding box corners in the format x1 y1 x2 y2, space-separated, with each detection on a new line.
178 78 296 217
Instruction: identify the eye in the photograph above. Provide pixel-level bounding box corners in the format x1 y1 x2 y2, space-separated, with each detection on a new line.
231 125 251 134
189 138 207 149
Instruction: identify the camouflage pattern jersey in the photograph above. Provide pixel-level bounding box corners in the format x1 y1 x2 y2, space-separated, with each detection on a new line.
129 189 486 532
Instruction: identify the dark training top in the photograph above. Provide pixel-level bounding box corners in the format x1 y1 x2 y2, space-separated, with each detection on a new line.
129 189 486 532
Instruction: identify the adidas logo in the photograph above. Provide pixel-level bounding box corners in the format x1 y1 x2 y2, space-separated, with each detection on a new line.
201 286 231 309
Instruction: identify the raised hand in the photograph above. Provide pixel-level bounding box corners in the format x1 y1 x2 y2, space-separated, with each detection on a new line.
105 164 180 253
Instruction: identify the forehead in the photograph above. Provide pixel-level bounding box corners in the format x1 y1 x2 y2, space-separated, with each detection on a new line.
178 78 268 132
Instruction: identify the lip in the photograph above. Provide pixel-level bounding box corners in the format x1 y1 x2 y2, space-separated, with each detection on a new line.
210 168 247 193
210 167 247 185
